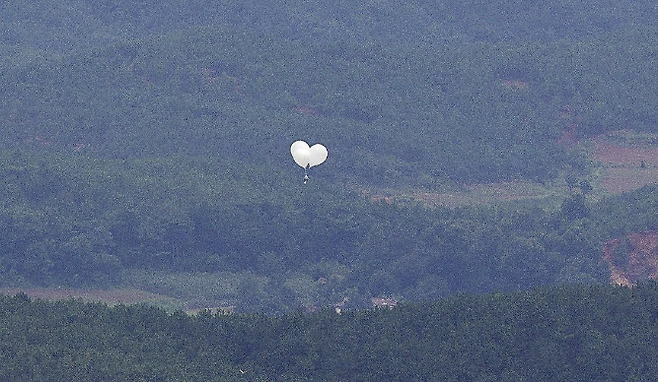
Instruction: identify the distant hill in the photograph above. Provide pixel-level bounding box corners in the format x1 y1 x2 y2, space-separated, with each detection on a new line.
2 1 658 186
2 1 658 311
4 0 658 56
3 25 658 187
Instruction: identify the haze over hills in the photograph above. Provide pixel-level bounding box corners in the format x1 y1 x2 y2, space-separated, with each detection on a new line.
6 3 658 380
1 0 658 313
3 15 658 186
4 0 658 52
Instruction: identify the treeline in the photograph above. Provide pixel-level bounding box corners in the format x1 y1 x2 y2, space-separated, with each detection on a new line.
6 150 658 311
3 25 658 186
4 282 658 381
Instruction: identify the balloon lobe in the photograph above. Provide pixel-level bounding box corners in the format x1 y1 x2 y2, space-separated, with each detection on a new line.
291 141 327 169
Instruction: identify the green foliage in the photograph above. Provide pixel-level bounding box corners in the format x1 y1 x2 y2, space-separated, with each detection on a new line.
4 283 658 381
0 149 632 311
4 24 658 184
2 6 658 381
590 184 658 238
0 26 572 184
2 0 658 313
3 16 657 186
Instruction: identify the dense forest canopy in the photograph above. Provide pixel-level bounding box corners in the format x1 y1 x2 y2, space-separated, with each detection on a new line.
3 0 658 53
5 148 658 311
4 1 658 379
4 282 658 381
4 26 658 185
1 0 658 312
2 1 658 186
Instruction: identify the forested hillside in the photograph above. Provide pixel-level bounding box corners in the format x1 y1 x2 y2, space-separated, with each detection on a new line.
4 282 658 381
6 148 658 312
2 0 658 313
5 2 658 380
3 0 658 53
2 2 658 186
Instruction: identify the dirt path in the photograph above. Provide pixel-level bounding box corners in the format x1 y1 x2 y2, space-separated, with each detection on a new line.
0 287 181 309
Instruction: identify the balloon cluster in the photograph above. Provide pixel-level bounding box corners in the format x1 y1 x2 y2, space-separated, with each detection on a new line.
290 140 328 183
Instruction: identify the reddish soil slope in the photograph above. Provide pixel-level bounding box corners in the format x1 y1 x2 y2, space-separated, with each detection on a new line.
603 230 658 286
593 131 658 285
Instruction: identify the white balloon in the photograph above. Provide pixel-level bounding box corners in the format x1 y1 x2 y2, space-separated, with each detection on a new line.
308 144 328 167
290 140 310 168
291 140 328 168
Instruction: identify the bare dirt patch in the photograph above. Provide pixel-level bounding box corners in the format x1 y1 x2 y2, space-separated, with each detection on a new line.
602 230 658 286
591 131 658 193
408 181 565 207
365 178 569 209
591 130 658 285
